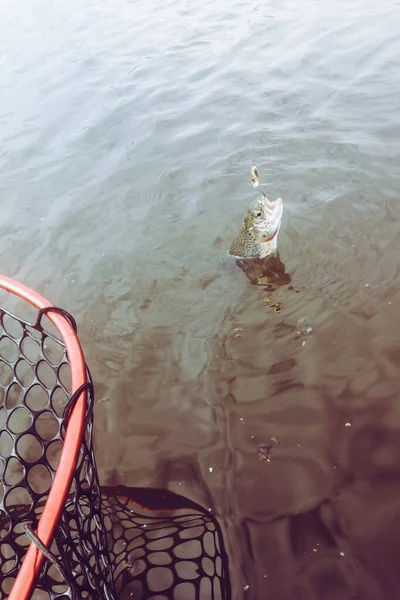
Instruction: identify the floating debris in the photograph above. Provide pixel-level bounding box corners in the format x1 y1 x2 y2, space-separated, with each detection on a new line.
243 584 250 592
345 422 351 427
257 437 280 462
208 467 214 473
295 325 313 340
265 301 283 313
258 445 272 462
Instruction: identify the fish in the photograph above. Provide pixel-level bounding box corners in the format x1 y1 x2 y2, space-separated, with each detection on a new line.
229 165 283 259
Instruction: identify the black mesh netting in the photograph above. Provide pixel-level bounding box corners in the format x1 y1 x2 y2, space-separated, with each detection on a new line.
0 304 231 599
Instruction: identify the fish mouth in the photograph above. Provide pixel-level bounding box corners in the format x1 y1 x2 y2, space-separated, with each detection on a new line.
264 196 283 214
264 197 280 211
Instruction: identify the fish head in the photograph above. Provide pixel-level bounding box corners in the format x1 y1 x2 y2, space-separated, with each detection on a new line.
229 193 283 259
245 194 283 243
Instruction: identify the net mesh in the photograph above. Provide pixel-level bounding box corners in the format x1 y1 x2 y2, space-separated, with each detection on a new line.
0 302 231 599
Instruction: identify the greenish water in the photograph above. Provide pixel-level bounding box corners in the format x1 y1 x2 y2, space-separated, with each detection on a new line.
2 0 400 597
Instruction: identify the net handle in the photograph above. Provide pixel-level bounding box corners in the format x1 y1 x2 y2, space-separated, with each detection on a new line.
0 276 88 600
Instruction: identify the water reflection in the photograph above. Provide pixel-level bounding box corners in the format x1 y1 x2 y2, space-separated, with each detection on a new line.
235 252 292 288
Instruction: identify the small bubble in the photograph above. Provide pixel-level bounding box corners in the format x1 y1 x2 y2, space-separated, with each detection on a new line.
365 284 370 287
388 302 392 305
340 551 345 557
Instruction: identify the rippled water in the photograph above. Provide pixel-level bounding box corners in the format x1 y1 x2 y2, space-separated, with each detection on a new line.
2 0 400 597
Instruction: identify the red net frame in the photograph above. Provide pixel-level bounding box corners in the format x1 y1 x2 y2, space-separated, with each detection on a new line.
0 275 232 599
0 275 88 600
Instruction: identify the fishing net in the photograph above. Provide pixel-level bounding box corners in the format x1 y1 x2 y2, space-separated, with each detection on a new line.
0 277 231 600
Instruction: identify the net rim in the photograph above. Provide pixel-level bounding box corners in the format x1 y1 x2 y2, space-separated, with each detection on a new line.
0 275 87 600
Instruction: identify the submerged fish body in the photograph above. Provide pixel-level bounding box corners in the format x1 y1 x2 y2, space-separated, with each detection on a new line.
229 193 283 259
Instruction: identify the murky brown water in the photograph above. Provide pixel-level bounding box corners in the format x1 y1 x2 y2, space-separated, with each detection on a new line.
2 0 400 597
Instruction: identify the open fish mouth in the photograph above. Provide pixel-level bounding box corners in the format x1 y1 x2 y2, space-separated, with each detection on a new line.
264 196 283 217
263 196 282 212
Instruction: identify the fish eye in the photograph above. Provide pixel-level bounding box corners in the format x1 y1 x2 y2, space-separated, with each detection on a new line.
256 211 262 217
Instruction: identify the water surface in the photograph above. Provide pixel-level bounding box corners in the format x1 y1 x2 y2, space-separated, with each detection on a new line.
2 0 400 597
